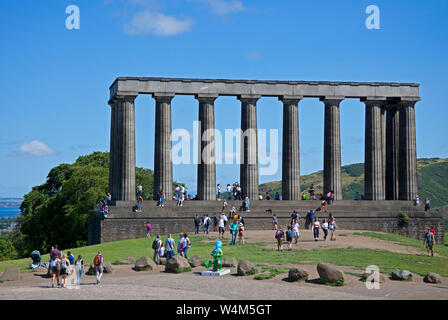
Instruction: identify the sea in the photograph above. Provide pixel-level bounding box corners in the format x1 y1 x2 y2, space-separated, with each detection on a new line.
0 207 20 218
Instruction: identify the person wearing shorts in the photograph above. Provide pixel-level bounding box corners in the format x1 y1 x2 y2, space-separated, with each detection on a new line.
275 227 285 251
93 250 103 285
291 221 300 244
285 226 293 250
424 229 435 257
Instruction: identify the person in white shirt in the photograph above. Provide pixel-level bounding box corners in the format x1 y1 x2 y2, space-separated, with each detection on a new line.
218 213 227 239
321 219 329 241
312 217 321 241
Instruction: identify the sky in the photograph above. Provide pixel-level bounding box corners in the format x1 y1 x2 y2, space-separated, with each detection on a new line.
0 0 447 197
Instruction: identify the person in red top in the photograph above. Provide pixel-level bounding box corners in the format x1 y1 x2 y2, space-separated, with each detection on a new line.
429 227 435 235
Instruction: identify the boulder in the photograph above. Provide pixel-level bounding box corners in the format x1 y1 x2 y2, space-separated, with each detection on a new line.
0 268 20 281
317 263 344 284
103 261 113 273
288 267 309 282
424 272 442 284
361 272 386 283
120 256 136 264
159 257 167 265
188 255 204 268
237 260 255 276
391 270 412 281
134 256 157 271
222 258 237 268
165 255 191 273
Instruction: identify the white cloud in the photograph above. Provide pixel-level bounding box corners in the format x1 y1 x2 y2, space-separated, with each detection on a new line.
11 140 57 157
201 0 245 15
124 10 194 36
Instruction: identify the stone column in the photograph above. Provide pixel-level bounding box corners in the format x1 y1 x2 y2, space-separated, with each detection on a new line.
321 97 343 200
196 94 218 200
153 93 174 200
108 95 137 201
385 106 400 200
398 99 418 200
280 96 302 200
239 95 260 201
363 99 386 200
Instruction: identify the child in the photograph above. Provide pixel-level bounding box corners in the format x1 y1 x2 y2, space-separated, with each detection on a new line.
238 223 245 245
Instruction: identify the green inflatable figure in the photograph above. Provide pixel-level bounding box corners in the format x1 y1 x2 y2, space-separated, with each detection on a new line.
204 240 223 272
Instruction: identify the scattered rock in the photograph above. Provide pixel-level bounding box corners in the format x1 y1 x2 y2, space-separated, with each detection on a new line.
0 268 20 281
317 263 344 284
237 260 255 276
391 270 412 281
103 261 113 273
222 258 237 268
188 255 204 267
134 256 157 271
159 257 167 265
165 255 191 273
424 272 442 284
288 267 309 282
361 272 386 283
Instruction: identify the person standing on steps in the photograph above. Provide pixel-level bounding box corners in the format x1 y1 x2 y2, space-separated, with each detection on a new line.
272 213 278 230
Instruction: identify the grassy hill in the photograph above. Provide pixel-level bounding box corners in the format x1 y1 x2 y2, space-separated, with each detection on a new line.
259 158 448 208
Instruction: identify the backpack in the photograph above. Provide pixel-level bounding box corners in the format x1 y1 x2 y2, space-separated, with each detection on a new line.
286 230 293 241
152 239 160 250
275 230 283 239
94 255 101 266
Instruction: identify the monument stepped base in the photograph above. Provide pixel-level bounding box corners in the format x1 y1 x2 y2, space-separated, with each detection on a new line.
88 200 445 245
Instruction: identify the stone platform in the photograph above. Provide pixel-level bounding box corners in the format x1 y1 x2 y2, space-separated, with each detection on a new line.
88 200 445 245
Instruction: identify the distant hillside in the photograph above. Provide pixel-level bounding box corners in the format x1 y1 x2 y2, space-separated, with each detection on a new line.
259 158 448 208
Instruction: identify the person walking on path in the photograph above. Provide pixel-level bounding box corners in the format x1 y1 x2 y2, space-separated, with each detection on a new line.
152 235 162 264
59 253 71 288
67 251 75 265
229 221 238 245
74 255 83 285
272 213 278 230
329 217 337 241
93 250 104 285
306 210 315 229
238 222 245 245
291 220 300 244
275 226 285 251
285 226 293 250
165 234 176 261
321 219 329 241
202 215 211 234
144 222 152 238
424 228 436 257
50 255 61 288
218 213 227 239
213 213 218 232
194 214 201 234
312 217 320 241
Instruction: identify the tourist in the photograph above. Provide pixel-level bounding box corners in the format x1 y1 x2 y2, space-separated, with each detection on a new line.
229 221 238 245
217 184 222 200
102 204 109 218
144 222 152 238
306 210 315 229
321 219 329 241
238 222 245 245
309 184 315 200
238 215 245 226
158 244 165 263
222 199 227 212
177 233 185 256
182 233 191 259
137 183 143 197
194 214 201 234
175 185 180 200
424 228 436 257
226 184 232 200
301 192 307 200
312 217 320 241
414 194 420 206
285 226 293 250
245 196 250 212
158 190 165 207
203 214 211 234
424 197 431 211
59 253 71 288
74 255 83 285
320 199 328 213
50 254 61 288
275 226 285 251
328 190 335 204
181 185 186 198
258 194 263 200
266 192 271 200
291 210 300 224
178 192 185 207
67 251 75 265
275 192 280 200
218 213 227 239
213 213 218 232
272 213 278 230
291 220 300 244
105 193 112 205
329 217 337 241
152 235 162 264
93 250 104 285
136 195 143 212
165 234 176 261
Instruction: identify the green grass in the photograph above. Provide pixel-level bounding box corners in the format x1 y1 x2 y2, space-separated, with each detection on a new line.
319 279 345 286
353 231 448 257
2 233 448 278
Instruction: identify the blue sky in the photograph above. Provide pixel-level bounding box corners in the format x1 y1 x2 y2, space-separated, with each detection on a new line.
0 0 447 197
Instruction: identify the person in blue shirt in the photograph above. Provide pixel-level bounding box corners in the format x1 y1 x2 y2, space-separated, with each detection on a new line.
194 214 201 234
165 234 176 261
67 251 75 265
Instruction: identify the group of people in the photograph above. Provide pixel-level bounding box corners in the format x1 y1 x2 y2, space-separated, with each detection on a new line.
151 233 191 264
273 210 338 251
193 211 246 245
97 193 112 217
414 195 431 212
48 245 104 288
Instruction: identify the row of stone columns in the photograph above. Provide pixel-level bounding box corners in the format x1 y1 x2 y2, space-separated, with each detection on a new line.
108 94 418 202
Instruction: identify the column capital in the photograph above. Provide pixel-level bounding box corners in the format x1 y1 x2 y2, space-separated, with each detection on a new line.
238 94 261 103
279 95 303 104
195 94 218 103
152 92 175 102
108 94 138 106
361 97 388 107
397 97 420 107
320 96 345 104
